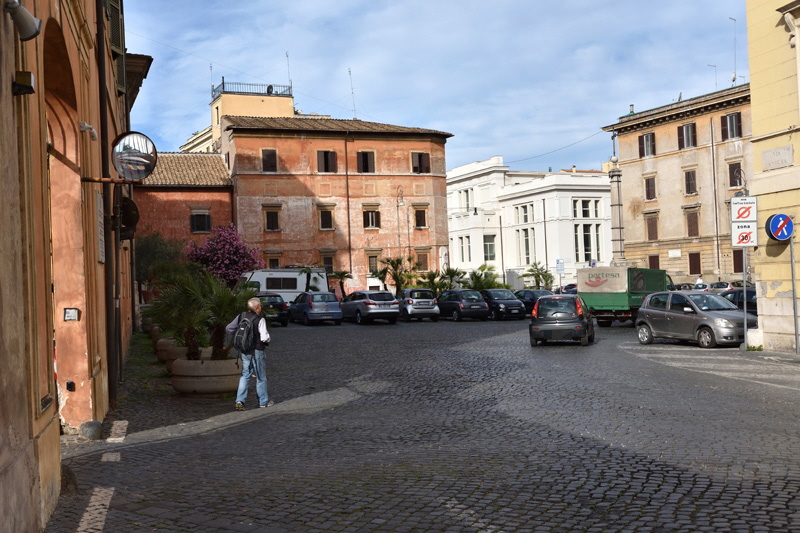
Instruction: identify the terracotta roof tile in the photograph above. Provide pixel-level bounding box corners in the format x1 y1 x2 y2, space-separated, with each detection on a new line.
142 153 231 187
224 116 453 138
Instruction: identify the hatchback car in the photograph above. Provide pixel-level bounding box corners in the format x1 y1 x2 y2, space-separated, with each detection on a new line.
720 288 758 316
397 288 440 321
340 290 399 324
529 294 595 346
437 289 490 321
288 291 343 325
257 292 289 327
480 289 526 320
692 283 710 291
514 289 554 315
709 281 733 293
636 291 755 348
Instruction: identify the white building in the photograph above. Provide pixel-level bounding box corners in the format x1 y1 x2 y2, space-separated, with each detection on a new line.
446 156 612 289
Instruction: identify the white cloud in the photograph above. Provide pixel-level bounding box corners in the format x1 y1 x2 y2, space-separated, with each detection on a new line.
126 0 748 168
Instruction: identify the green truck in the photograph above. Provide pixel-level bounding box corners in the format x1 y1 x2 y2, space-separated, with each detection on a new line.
577 267 672 326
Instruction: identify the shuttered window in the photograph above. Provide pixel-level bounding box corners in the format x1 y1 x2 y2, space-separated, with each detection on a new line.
262 149 277 172
646 216 658 241
686 211 699 237
317 151 338 173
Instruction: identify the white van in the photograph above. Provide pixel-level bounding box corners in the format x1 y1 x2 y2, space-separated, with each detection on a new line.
238 267 329 302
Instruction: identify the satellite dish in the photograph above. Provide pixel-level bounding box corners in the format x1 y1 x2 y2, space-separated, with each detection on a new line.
111 131 158 181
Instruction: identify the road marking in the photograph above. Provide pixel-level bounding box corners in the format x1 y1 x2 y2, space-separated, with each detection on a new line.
76 486 115 532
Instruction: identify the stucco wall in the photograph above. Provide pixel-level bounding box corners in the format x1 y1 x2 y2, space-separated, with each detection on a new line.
134 188 233 246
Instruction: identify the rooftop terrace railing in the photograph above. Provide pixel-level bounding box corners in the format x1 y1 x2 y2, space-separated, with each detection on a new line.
211 79 292 100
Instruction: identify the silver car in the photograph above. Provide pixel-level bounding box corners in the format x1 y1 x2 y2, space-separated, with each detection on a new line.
636 291 755 348
397 288 439 322
341 290 400 325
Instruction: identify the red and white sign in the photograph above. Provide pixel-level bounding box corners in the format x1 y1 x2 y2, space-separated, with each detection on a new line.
731 197 758 248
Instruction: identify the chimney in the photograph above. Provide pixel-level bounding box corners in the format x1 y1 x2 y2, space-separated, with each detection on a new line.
629 104 635 114
572 165 576 173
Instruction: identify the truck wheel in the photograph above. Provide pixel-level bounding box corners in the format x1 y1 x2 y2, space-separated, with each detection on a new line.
637 324 654 345
697 327 717 348
598 320 613 327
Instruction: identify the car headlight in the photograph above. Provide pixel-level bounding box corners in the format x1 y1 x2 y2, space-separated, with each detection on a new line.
714 317 735 328
499 304 506 310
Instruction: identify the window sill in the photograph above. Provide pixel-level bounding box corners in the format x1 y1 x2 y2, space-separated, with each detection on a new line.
264 229 281 232
364 227 380 231
319 228 335 232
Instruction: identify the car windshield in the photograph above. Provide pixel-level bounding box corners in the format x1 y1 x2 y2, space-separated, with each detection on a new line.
537 298 577 317
687 294 739 311
486 289 516 299
261 296 282 303
711 282 728 288
409 290 434 299
461 290 482 302
311 294 338 302
369 292 395 302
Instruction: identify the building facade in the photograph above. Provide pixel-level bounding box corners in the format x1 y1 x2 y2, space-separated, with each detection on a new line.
1 0 146 529
746 1 800 352
602 85 753 286
134 152 233 245
446 156 611 289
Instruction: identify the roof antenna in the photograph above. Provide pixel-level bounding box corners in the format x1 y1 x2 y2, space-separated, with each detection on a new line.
708 64 717 91
286 51 292 90
349 68 357 119
729 17 737 86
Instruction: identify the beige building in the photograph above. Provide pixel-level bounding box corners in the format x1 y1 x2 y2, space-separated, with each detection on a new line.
746 1 800 352
602 85 753 286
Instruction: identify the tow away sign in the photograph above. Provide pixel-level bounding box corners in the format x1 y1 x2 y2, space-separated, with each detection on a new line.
731 197 758 248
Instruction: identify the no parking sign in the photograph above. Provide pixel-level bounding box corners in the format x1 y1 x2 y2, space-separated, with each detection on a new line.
731 197 758 248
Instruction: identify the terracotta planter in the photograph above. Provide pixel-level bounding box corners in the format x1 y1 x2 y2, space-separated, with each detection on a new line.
170 358 240 397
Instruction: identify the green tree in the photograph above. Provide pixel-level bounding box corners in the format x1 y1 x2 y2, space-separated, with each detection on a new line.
370 265 389 291
440 267 465 290
417 270 448 296
522 262 551 289
464 264 504 291
380 256 417 296
298 264 323 292
134 231 185 299
330 270 353 299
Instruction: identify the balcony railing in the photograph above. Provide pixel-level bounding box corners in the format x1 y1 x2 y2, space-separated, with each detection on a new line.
211 79 292 100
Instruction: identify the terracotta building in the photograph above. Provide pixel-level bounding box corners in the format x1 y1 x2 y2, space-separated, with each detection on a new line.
177 81 453 291
1 0 148 529
602 85 752 286
134 152 233 245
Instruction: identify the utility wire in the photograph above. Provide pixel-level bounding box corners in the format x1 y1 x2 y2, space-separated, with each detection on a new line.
506 130 605 164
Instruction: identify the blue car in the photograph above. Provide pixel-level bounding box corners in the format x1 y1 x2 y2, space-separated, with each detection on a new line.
288 291 343 325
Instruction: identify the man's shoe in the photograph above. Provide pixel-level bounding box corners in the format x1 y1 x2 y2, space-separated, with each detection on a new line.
259 401 274 408
235 402 245 411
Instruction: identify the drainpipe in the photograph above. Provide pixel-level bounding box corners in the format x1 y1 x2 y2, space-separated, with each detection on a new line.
96 0 117 405
710 117 721 280
343 134 353 273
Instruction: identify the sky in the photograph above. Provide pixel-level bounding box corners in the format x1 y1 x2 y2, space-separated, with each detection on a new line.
125 1 749 173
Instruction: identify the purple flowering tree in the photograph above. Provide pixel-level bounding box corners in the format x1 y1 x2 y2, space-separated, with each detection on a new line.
186 225 264 284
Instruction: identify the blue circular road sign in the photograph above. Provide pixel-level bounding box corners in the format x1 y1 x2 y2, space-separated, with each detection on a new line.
766 214 795 241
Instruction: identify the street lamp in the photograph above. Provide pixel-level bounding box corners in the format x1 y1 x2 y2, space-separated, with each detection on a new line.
396 185 404 254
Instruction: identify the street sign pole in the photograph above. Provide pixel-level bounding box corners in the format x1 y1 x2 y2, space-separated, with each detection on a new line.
730 196 758 350
792 230 799 355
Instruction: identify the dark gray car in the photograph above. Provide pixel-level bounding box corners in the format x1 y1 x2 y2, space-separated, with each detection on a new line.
480 289 526 320
529 294 595 346
636 291 755 348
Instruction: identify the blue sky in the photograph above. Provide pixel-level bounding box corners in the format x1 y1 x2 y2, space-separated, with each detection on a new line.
125 1 749 172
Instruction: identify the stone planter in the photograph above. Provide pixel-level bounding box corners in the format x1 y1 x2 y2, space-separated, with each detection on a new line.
155 337 176 359
170 358 240 397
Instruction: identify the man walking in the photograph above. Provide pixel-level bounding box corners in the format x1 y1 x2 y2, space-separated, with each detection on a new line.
226 297 273 410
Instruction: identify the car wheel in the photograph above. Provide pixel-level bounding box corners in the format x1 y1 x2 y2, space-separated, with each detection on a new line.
401 309 411 322
431 316 439 322
451 309 462 322
637 324 654 345
387 317 398 325
335 320 342 326
303 314 311 326
281 320 288 327
697 327 717 348
488 309 498 321
588 330 595 343
355 311 365 325
530 337 539 347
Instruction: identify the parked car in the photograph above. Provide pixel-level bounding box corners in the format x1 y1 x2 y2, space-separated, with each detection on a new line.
257 292 289 327
554 284 576 294
692 283 710 291
340 290 399 324
529 294 595 346
288 291 342 325
397 288 439 322
480 289 526 320
720 288 758 316
437 289 490 321
730 280 754 288
514 289 554 314
635 291 755 348
709 281 733 293
668 283 694 291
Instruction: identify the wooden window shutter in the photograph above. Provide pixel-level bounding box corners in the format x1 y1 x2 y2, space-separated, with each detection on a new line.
677 126 685 150
721 116 729 140
638 135 645 158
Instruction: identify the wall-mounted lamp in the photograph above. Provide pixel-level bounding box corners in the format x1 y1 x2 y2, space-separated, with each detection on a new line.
473 207 478 215
4 1 42 42
79 121 98 141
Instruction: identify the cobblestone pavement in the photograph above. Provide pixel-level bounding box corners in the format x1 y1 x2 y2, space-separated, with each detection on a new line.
47 319 800 532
